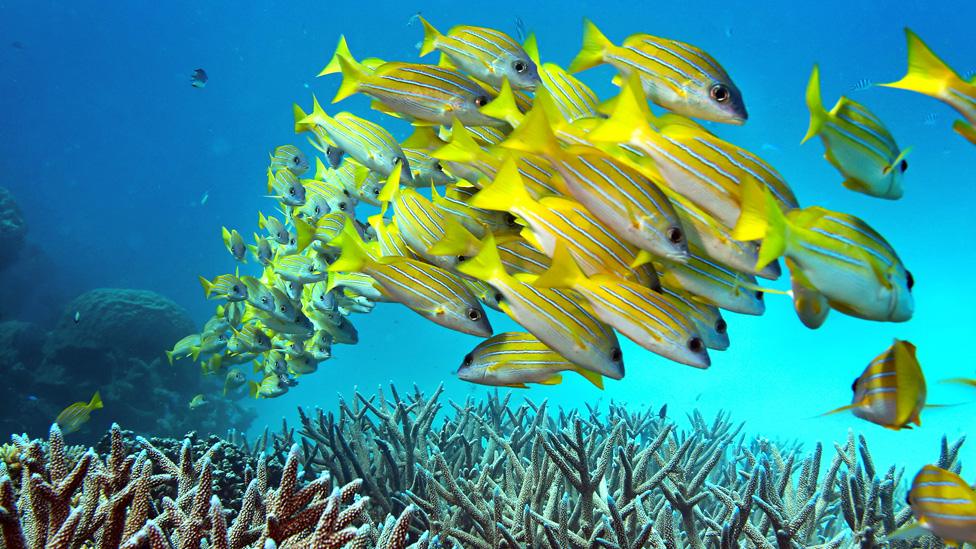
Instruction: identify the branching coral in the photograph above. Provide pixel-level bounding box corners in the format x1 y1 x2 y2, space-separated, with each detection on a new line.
293 384 966 549
0 423 428 548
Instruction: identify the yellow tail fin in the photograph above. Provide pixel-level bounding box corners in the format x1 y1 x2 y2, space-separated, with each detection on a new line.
418 16 442 57
333 55 367 103
294 217 316 252
198 276 214 298
293 104 314 134
881 29 959 97
480 78 525 128
318 35 355 77
523 33 541 66
588 74 653 145
377 162 403 203
455 233 507 283
433 120 487 163
532 243 585 290
89 391 103 411
327 218 374 273
732 179 789 270
802 65 827 144
568 19 612 73
248 381 260 398
499 102 561 157
469 158 534 213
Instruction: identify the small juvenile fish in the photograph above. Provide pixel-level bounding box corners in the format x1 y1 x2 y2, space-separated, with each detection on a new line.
417 17 540 90
307 308 359 344
228 324 272 354
273 254 326 284
457 332 605 389
249 234 274 265
881 29 976 145
222 227 247 262
823 339 926 430
569 20 747 124
191 331 229 361
900 466 976 546
305 331 333 361
271 145 310 176
249 374 290 399
258 212 291 245
188 394 208 410
198 274 248 302
55 391 103 434
223 369 247 395
804 65 910 199
166 333 201 364
73 311 80 323
190 68 208 88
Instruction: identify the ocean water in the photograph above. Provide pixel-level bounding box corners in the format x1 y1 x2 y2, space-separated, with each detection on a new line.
1 0 974 481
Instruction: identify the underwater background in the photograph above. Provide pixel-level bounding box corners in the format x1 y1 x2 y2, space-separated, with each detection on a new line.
0 0 974 504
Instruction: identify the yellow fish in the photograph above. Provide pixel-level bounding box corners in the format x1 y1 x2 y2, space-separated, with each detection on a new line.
188 394 208 410
823 339 925 430
457 332 604 389
898 466 976 546
55 391 103 434
881 29 976 145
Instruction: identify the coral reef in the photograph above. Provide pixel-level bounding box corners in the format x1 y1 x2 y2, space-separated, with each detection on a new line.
0 186 26 272
291 384 966 548
0 289 256 441
0 423 430 548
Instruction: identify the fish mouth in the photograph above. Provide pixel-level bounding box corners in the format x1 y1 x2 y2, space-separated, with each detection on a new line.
664 250 690 263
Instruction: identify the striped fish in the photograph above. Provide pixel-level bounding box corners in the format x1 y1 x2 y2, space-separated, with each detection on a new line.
824 340 926 430
368 214 419 260
222 227 247 262
55 392 103 434
295 211 349 253
241 276 276 315
303 177 356 216
434 184 519 239
403 147 457 187
329 220 492 337
249 234 274 266
534 245 710 368
331 54 506 128
461 278 503 312
470 159 645 282
547 145 689 262
804 65 910 199
497 235 552 276
456 233 624 379
273 254 326 284
383 174 481 269
266 168 306 207
569 20 747 124
734 178 914 323
540 62 602 123
198 274 248 302
904 465 976 546
301 100 413 184
591 77 797 229
270 145 310 176
457 332 605 389
882 29 976 145
656 252 765 316
304 281 338 312
326 271 388 302
228 324 272 354
418 17 540 90
659 287 728 351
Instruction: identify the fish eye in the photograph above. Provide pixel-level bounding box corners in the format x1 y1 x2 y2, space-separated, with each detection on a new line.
688 337 704 353
466 308 482 321
513 61 527 73
433 162 444 172
289 188 296 195
308 265 315 272
461 353 474 367
339 202 347 211
906 270 915 291
710 84 731 103
456 255 467 263
610 348 623 362
899 159 908 173
293 157 301 165
279 305 287 313
666 227 684 244
232 285 240 293
314 205 321 215
494 292 503 303
505 213 519 227
372 188 381 196
474 95 490 107
715 318 727 334
905 492 912 505
261 297 269 304
755 291 764 300
851 377 859 392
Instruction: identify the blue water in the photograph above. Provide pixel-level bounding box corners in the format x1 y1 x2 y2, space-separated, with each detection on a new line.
1 0 974 474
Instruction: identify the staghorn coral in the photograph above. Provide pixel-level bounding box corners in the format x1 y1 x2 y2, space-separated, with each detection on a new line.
0 423 429 549
293 384 968 548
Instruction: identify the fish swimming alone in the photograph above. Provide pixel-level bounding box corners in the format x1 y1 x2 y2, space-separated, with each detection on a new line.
55 391 103 434
190 68 208 88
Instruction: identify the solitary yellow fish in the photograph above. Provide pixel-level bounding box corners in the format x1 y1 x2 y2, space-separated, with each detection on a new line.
55 391 103 434
823 339 925 430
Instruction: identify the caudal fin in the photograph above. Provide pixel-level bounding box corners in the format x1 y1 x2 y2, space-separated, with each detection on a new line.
318 35 356 77
499 100 561 156
881 29 959 98
89 391 103 411
532 244 585 290
418 16 442 57
333 55 367 104
198 276 214 299
732 179 789 271
455 233 507 283
802 65 827 144
468 158 534 213
568 19 612 73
